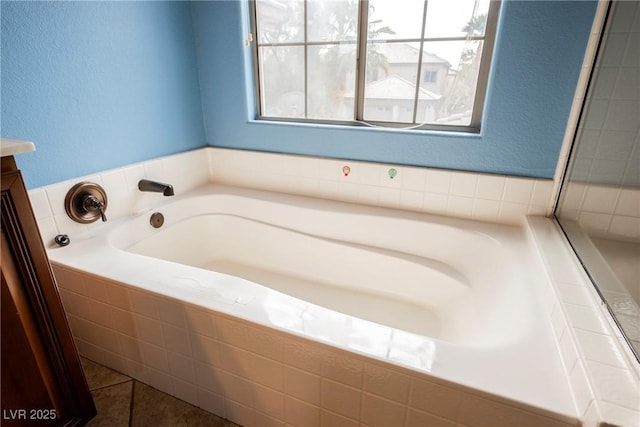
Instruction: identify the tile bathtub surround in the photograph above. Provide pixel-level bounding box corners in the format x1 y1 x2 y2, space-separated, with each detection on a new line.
28 147 555 249
53 264 581 427
28 148 211 248
205 148 555 225
526 217 640 427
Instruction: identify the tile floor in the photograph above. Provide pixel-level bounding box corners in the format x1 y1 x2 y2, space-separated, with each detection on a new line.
81 357 239 426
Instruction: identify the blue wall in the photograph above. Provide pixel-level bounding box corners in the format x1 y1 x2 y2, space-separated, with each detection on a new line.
1 1 206 188
2 1 597 188
192 0 597 179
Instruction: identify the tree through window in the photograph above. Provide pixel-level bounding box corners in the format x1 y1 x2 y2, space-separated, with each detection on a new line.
251 0 499 131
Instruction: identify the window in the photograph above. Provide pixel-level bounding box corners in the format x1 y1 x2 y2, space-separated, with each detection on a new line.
251 0 499 131
423 70 437 83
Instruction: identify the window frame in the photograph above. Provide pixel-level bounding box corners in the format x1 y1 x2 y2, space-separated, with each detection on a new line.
249 0 501 133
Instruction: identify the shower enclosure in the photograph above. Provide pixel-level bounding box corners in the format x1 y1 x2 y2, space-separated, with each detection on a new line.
555 0 639 361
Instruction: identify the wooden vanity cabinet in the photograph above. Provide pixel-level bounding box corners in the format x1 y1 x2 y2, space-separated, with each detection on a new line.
1 156 95 425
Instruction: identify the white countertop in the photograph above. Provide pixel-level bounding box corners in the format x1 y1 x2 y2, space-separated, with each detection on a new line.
1 138 36 157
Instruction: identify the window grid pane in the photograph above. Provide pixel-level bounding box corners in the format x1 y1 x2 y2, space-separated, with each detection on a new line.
253 0 498 131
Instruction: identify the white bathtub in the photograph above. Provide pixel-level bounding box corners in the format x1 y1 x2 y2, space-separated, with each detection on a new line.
49 184 579 426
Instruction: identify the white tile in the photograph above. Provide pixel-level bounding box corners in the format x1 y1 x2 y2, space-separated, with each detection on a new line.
356 162 381 186
162 323 191 356
503 177 534 204
449 173 478 198
215 316 249 348
574 329 628 368
35 216 59 248
475 174 506 201
556 282 595 306
53 213 89 240
100 169 131 220
218 342 252 377
409 378 462 421
104 283 132 310
604 100 640 131
247 353 284 391
140 342 169 372
400 190 424 210
582 185 619 214
614 188 640 217
28 188 52 219
361 393 406 427
172 378 199 407
530 180 554 208
184 307 217 339
498 202 529 224
569 359 594 416
134 315 164 346
600 401 640 427
578 211 612 234
322 352 363 389
198 388 226 419
284 366 321 405
129 291 160 319
363 363 411 404
379 187 401 206
219 370 255 407
122 164 147 189
472 199 500 222
558 329 579 373
190 333 220 366
609 215 640 239
110 307 137 337
167 351 196 384
253 383 285 420
622 31 639 67
157 299 186 328
550 303 568 340
282 339 324 375
285 396 320 427
586 360 640 410
422 193 448 213
247 326 283 361
146 369 174 395
321 379 361 421
225 399 255 427
447 196 474 218
117 334 144 363
424 170 451 195
583 99 610 130
401 167 427 191
564 303 610 334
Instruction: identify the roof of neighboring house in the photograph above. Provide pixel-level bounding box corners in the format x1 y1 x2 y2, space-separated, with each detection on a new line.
373 43 451 67
346 75 442 101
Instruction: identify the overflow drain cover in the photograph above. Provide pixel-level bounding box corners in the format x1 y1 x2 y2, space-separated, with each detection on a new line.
150 212 164 228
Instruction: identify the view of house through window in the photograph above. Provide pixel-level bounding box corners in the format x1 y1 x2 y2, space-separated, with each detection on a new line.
252 0 498 130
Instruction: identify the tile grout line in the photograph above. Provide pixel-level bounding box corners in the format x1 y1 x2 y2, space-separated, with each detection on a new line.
128 380 136 427
90 378 133 393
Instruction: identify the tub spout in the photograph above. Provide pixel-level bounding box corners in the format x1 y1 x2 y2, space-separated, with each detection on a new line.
138 179 174 196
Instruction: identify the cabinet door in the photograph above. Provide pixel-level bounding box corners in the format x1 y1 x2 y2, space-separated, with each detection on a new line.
1 159 95 426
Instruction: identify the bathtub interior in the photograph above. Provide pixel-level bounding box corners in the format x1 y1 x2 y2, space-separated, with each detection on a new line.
111 187 535 348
